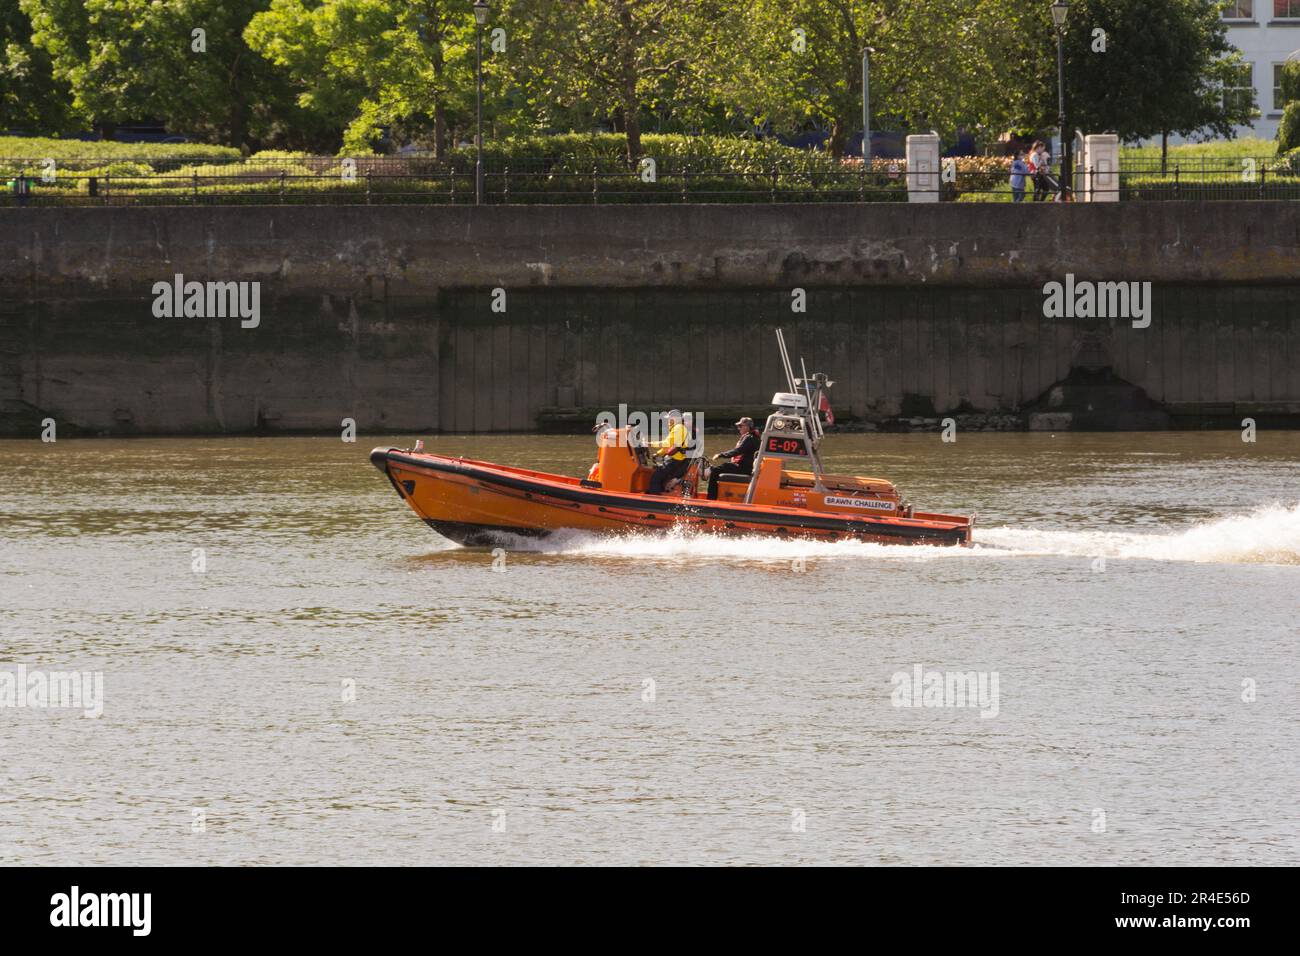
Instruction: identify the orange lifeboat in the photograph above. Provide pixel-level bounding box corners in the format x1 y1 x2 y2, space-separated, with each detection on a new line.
371 331 974 548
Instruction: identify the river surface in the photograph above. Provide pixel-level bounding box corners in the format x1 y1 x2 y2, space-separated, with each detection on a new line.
1 432 1297 866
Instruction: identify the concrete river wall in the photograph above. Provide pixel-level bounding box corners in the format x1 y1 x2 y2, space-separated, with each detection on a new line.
2 203 1298 435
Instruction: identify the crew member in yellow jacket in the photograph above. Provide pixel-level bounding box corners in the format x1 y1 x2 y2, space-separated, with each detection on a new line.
648 409 690 494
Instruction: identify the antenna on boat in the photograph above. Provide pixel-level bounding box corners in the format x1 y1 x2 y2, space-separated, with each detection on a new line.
798 356 822 444
775 328 797 395
744 328 831 504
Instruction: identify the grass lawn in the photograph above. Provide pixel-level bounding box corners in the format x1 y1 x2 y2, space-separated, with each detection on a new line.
1121 137 1278 161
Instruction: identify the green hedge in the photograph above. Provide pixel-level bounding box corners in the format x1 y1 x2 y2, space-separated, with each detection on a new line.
11 131 1296 205
1121 176 1300 200
0 178 909 205
0 136 241 169
1279 137 1300 171
0 173 908 205
0 160 154 184
1 131 915 204
443 133 821 167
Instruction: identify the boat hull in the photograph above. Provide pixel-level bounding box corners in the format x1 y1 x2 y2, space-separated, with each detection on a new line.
372 448 972 547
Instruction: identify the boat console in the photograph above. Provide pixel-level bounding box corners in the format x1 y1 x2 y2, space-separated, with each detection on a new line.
584 330 908 516
593 425 654 493
733 331 906 515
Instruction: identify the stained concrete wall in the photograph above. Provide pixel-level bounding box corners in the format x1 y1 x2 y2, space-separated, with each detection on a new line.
5 202 1300 296
2 203 1299 434
436 287 1300 431
1 297 440 435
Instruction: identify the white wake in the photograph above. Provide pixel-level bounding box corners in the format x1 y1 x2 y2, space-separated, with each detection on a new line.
492 503 1300 566
977 502 1300 566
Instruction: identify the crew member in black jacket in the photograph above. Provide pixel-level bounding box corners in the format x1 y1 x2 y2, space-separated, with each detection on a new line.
707 417 760 500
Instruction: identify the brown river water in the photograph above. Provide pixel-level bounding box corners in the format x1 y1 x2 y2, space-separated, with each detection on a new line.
1 431 1297 865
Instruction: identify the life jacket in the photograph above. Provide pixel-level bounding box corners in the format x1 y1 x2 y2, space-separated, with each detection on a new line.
730 432 758 469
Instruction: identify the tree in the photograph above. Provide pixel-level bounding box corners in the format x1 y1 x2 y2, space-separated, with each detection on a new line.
691 0 894 156
687 0 1253 159
9 0 1258 158
687 0 1047 156
1 0 78 133
500 0 698 163
21 0 321 148
991 0 1253 154
1276 56 1300 153
246 0 480 157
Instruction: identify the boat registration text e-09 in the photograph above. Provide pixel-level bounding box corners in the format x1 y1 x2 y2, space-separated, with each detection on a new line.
824 495 896 511
765 436 808 456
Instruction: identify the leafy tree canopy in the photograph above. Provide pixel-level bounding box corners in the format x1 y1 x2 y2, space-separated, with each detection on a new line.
4 0 1265 157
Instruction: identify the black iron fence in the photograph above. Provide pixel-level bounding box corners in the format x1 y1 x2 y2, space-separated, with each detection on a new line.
1116 157 1300 201
0 156 908 206
1 154 1297 206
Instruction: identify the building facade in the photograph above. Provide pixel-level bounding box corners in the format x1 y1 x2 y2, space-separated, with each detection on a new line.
1222 1 1300 140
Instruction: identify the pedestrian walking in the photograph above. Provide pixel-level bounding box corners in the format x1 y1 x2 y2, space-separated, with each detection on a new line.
1010 151 1028 203
1030 141 1052 202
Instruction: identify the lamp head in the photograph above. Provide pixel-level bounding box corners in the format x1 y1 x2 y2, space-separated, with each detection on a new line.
1051 0 1070 30
473 0 491 26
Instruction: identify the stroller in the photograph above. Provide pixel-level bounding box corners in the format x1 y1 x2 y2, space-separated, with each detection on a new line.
1032 160 1071 201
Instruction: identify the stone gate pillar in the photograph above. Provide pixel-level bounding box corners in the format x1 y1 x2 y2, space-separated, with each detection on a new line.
1084 133 1120 202
906 134 941 203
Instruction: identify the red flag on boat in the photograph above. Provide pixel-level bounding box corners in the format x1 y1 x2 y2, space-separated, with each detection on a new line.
819 392 834 426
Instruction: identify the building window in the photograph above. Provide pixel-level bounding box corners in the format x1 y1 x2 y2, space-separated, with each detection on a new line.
1276 1 1300 19
1225 63 1255 114
1222 0 1252 17
1275 63 1287 111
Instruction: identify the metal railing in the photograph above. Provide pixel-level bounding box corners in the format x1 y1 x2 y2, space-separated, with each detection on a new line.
0 156 909 206
2 154 1296 206
1116 156 1300 201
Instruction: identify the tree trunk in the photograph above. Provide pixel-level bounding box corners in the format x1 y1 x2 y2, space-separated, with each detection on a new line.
434 105 447 160
624 107 642 165
1161 131 1168 176
616 0 640 163
228 98 248 151
828 119 848 158
228 52 248 149
431 30 447 159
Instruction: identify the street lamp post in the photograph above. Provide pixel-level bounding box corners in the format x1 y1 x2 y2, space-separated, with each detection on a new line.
862 47 875 167
1051 1 1070 200
473 0 491 205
